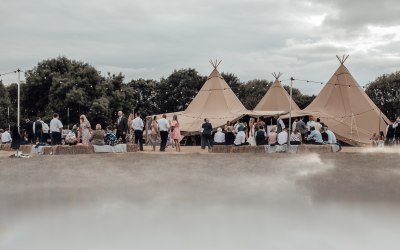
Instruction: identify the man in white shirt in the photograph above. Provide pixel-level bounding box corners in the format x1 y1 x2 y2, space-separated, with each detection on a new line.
50 113 63 145
1 128 12 144
158 114 170 152
306 116 316 131
234 130 246 146
277 128 288 145
213 127 225 145
132 112 144 151
275 115 285 133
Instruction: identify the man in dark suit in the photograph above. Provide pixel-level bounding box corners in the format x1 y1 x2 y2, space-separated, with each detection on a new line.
116 110 128 143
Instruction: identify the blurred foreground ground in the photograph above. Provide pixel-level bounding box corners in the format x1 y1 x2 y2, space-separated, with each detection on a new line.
0 146 400 250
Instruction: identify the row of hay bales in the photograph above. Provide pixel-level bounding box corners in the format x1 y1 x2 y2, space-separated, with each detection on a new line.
0 144 139 155
210 144 336 154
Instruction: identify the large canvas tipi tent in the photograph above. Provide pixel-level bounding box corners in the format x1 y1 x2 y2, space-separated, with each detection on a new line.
178 60 249 134
254 73 300 112
304 55 390 146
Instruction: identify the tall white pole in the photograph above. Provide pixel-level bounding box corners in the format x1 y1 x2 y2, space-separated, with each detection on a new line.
67 108 70 130
287 77 294 146
17 69 21 132
8 107 10 131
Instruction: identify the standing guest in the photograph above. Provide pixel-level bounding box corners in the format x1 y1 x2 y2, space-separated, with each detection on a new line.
247 118 256 146
151 116 158 151
171 114 181 152
105 126 118 146
0 129 3 143
224 121 232 132
78 115 91 145
296 117 307 140
50 113 63 145
268 127 278 146
10 125 20 151
158 114 170 152
201 118 213 149
24 118 34 144
213 127 226 145
277 127 289 145
275 115 285 133
306 116 316 131
314 118 323 131
33 117 43 144
132 112 144 151
41 121 50 144
65 124 78 146
394 116 400 144
116 111 128 143
306 126 323 144
127 113 134 144
255 125 267 145
256 117 266 131
1 128 12 144
290 128 302 145
292 118 298 132
224 127 235 145
90 124 105 146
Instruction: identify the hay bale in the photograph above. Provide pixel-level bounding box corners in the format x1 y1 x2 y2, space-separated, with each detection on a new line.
2 144 11 151
73 145 94 154
210 145 231 153
20 145 33 154
254 146 266 153
53 145 74 155
42 146 54 155
127 144 139 152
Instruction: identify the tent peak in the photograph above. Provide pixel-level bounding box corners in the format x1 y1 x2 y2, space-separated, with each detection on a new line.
336 55 349 64
271 72 283 80
209 59 222 69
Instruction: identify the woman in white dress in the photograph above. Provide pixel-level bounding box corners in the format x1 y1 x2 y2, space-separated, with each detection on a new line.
247 117 256 146
78 115 91 145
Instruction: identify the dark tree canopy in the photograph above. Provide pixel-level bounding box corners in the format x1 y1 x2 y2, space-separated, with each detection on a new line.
365 71 400 120
239 79 271 109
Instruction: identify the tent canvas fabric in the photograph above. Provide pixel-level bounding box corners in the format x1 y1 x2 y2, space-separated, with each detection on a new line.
303 62 390 146
254 78 300 112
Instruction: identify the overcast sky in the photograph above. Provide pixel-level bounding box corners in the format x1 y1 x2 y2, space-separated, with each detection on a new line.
1 0 400 95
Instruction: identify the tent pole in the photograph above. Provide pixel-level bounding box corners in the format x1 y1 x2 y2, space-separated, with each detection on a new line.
17 69 21 133
287 77 294 146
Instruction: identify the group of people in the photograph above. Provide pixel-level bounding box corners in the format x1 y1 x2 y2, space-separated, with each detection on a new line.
370 116 400 147
203 115 338 148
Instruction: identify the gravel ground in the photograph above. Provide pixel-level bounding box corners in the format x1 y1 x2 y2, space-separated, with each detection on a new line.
0 147 400 250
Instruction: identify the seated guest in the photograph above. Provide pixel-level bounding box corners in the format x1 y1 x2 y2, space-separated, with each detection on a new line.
1 128 12 144
255 125 267 145
306 126 323 144
320 127 329 143
290 128 302 145
65 124 78 146
277 127 289 145
213 128 225 145
325 126 337 144
268 126 277 146
234 124 248 146
225 127 235 145
105 126 118 146
91 124 105 146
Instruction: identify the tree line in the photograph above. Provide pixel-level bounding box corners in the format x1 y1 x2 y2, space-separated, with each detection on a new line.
0 56 399 129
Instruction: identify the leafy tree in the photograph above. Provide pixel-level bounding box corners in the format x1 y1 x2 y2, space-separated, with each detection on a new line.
156 68 206 113
24 56 105 126
365 71 400 120
126 78 158 118
0 81 12 128
239 79 271 109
